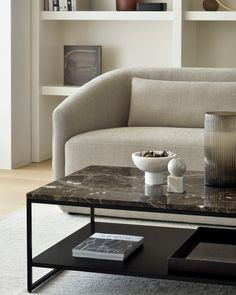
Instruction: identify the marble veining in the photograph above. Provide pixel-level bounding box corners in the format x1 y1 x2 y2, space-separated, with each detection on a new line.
27 166 236 217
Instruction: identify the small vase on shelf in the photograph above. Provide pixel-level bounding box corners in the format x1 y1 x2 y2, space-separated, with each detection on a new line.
116 0 143 11
203 0 219 11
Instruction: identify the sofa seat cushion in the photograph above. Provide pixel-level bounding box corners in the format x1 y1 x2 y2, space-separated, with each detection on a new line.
65 127 204 175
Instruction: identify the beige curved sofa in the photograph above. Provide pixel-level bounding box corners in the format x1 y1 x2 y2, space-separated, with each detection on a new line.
53 67 236 225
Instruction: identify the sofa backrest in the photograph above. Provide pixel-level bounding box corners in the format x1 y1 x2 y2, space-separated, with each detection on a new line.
123 67 236 128
128 78 236 128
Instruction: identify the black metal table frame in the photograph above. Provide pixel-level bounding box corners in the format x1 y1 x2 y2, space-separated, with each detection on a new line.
27 199 96 293
27 198 236 293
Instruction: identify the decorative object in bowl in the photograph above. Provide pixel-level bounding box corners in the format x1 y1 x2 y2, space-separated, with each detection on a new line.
132 150 176 185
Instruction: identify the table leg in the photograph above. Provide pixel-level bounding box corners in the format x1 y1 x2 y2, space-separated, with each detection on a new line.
26 200 61 293
27 199 33 292
91 207 95 224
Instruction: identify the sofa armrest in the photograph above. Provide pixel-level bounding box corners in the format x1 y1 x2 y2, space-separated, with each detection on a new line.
52 69 131 180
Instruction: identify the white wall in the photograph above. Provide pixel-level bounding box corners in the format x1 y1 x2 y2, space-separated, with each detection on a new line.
0 0 31 169
0 0 12 169
62 21 173 73
11 0 31 168
197 21 236 67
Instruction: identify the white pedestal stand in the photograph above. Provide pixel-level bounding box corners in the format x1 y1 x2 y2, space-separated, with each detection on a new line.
145 172 164 185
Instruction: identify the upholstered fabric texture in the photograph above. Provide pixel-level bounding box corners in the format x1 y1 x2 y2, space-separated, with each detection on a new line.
53 67 236 180
65 127 204 175
128 78 236 128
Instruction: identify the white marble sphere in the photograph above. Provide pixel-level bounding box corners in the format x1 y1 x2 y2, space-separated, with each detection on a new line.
168 158 186 177
132 151 176 185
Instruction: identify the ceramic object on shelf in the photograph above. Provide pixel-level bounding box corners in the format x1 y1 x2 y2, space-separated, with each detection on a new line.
132 151 176 185
205 112 236 187
116 0 143 11
203 0 219 11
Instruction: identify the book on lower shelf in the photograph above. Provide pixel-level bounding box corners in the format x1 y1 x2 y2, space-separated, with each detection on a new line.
72 233 144 261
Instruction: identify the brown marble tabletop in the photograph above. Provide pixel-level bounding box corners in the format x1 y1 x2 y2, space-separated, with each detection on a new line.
27 166 236 218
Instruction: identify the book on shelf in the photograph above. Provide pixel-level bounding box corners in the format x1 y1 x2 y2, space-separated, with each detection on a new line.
44 0 90 11
49 0 53 11
72 233 144 261
67 0 72 11
59 0 68 11
53 0 59 11
44 0 53 11
71 0 90 11
44 0 49 11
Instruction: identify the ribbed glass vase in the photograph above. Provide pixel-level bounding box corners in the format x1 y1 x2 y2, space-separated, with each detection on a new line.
204 112 236 187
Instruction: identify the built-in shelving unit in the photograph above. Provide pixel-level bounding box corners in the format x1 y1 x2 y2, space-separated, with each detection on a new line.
32 0 236 162
185 11 236 21
42 86 80 96
41 11 173 21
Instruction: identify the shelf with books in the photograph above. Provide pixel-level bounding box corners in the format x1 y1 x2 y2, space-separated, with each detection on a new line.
185 11 236 21
41 85 80 96
41 11 173 21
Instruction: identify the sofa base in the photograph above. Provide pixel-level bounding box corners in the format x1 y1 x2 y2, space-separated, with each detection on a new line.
60 206 236 227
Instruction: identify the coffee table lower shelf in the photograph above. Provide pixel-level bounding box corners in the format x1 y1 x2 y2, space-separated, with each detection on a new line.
31 222 236 289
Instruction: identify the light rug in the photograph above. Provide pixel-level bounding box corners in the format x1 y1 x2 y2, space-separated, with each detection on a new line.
0 204 235 295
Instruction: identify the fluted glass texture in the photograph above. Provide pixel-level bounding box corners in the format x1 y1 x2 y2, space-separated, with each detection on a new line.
205 112 236 187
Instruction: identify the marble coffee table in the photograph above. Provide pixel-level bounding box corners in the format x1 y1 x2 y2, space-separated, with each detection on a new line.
26 166 236 293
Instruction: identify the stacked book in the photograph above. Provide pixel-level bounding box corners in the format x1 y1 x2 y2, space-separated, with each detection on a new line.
136 3 167 11
72 233 144 261
45 0 90 11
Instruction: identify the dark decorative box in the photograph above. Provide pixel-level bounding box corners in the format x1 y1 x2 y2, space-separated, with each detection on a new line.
64 45 102 86
136 3 167 11
168 227 236 278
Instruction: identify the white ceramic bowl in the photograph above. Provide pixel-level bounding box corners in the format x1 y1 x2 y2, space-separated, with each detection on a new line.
132 151 176 185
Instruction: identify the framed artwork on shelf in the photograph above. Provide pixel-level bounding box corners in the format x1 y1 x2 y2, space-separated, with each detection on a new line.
64 45 102 86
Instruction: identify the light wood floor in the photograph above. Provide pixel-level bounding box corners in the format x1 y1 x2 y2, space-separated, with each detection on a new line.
0 160 52 218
